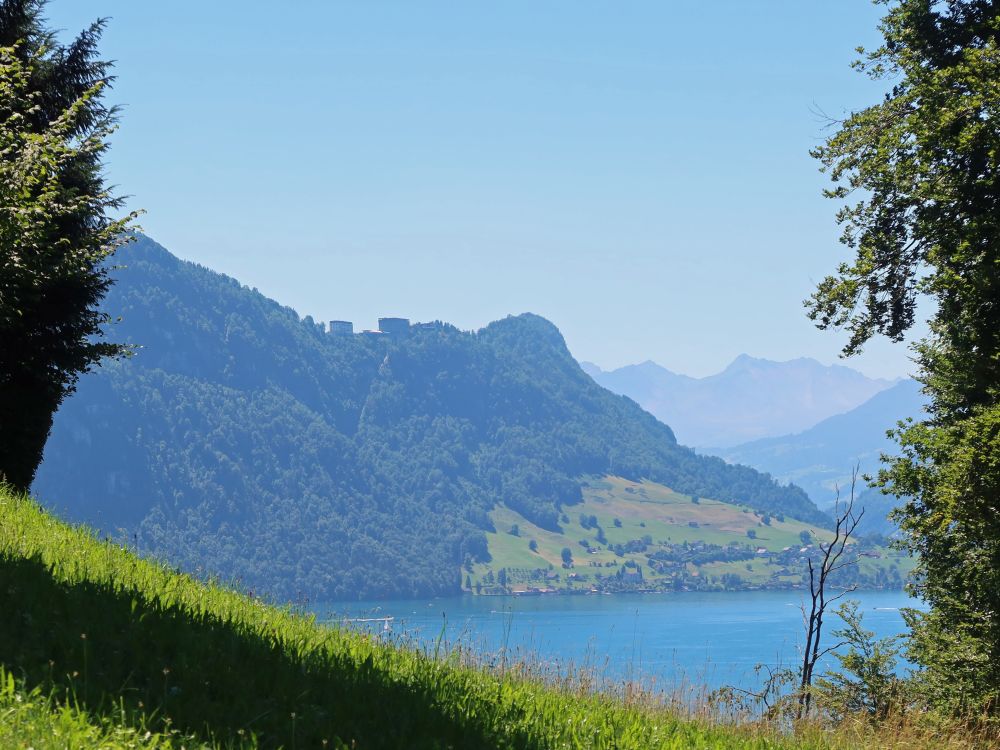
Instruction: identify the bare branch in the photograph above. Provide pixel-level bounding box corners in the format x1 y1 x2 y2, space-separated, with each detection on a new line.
815 641 849 662
797 464 865 719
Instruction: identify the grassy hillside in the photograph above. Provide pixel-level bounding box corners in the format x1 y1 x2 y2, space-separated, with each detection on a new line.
0 485 811 749
470 477 913 594
0 487 983 749
0 667 206 749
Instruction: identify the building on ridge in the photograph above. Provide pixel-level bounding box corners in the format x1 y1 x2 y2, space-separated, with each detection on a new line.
329 320 354 336
378 317 410 336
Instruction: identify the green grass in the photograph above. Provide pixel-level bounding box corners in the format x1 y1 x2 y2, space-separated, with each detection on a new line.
0 667 207 749
2 484 848 749
474 476 913 593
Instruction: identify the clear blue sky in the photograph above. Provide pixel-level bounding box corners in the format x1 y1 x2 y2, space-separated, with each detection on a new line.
49 0 921 379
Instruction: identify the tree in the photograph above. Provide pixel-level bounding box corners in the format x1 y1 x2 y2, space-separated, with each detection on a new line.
560 547 573 567
528 538 538 553
798 477 864 718
0 2 137 490
807 0 1000 713
815 600 904 723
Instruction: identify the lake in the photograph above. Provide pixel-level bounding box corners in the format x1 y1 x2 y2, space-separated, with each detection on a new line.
316 589 917 694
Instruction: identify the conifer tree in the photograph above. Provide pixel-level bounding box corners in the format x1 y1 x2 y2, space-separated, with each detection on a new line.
0 0 136 490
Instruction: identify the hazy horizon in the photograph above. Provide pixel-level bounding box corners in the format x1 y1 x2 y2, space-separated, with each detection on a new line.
48 1 922 380
579 353 905 384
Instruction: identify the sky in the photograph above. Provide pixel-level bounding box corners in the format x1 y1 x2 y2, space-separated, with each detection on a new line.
48 1 923 379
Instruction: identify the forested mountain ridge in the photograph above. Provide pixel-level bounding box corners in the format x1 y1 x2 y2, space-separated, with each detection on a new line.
34 236 825 600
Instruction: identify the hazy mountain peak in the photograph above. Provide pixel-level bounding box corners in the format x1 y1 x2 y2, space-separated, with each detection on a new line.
718 353 785 376
583 359 674 376
588 354 898 448
629 360 679 374
720 378 927 511
725 352 763 368
719 354 882 379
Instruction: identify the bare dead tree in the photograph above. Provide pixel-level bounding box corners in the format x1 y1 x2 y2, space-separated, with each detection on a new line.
798 467 865 718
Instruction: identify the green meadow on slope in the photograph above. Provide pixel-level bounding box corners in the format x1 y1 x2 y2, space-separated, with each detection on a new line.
471 476 912 595
1 484 870 750
0 667 209 750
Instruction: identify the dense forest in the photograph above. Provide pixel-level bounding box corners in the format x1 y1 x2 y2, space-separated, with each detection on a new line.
34 236 825 600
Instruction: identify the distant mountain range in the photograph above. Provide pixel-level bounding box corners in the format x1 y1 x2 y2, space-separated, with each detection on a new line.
719 379 927 537
34 236 822 600
581 357 898 449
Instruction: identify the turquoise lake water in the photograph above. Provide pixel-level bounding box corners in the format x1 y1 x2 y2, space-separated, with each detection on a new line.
316 589 917 693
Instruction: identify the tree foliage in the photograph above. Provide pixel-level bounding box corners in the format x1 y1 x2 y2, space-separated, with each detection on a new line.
815 601 905 723
0 1 137 490
808 0 1000 713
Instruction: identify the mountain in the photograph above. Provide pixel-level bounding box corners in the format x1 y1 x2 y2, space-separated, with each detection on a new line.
719 379 927 531
582 356 897 449
849 488 909 540
33 236 824 601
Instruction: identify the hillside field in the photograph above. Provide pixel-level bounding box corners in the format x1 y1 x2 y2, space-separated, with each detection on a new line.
470 476 913 594
5 483 933 750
